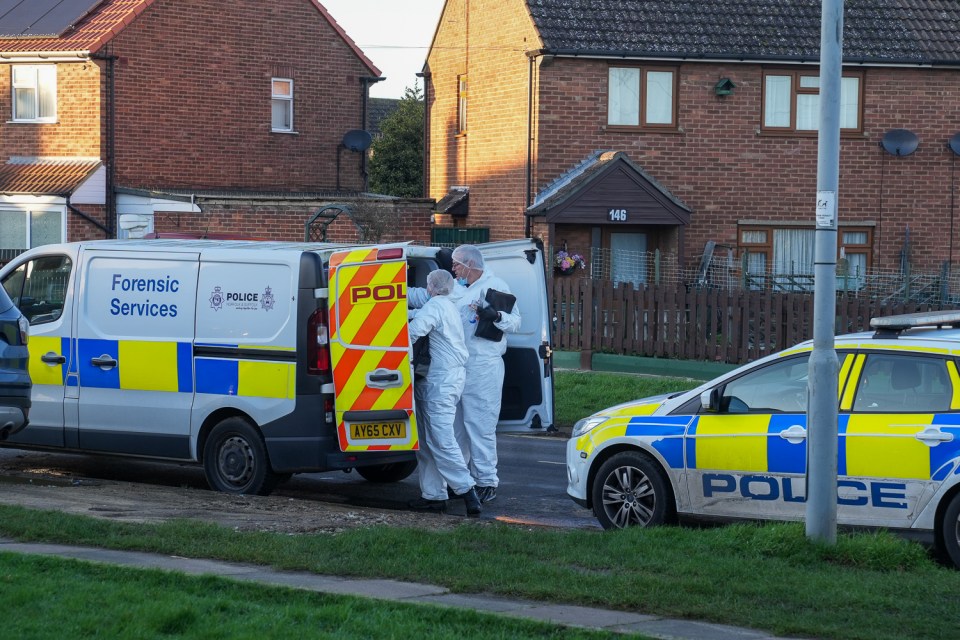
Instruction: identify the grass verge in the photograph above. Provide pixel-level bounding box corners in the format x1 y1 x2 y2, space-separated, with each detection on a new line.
554 371 698 428
1 506 957 640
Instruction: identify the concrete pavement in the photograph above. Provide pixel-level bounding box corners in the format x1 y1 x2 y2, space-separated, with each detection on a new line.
1 538 800 639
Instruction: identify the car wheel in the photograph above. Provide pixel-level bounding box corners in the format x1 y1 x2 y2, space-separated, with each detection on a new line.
203 417 278 496
940 492 960 569
355 460 418 483
591 451 673 530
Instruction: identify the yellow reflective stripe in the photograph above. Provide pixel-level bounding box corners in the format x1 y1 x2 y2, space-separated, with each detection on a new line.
118 341 178 392
845 414 932 479
948 360 960 410
28 336 64 386
838 353 853 401
858 343 949 354
695 415 769 472
237 360 295 399
840 354 865 411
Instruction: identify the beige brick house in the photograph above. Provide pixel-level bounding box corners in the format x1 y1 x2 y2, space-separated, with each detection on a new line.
0 0 432 258
424 0 960 288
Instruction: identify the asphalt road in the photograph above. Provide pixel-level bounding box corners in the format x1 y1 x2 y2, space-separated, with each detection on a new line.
0 432 602 530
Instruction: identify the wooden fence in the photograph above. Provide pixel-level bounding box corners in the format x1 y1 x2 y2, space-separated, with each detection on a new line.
550 279 950 366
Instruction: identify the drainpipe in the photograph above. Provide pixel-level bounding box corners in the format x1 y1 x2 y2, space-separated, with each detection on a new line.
66 196 110 235
360 76 385 192
417 70 430 199
524 50 547 239
92 51 116 238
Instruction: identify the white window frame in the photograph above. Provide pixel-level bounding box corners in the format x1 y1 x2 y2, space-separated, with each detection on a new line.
0 207 66 250
761 69 863 133
11 64 57 123
607 65 677 129
457 75 467 134
271 77 294 132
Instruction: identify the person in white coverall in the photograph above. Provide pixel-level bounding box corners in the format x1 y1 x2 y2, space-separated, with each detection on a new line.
449 245 521 504
406 269 481 516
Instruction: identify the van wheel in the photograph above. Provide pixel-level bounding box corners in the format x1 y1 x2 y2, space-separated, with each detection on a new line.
203 418 278 496
940 492 960 569
356 460 417 483
591 451 674 530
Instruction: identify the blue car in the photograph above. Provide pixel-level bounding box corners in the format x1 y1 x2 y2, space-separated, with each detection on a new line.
0 282 30 440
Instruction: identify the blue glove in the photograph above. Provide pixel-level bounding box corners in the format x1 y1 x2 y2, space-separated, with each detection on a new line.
477 305 500 322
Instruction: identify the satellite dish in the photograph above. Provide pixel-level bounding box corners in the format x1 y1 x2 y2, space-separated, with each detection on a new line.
949 132 960 156
342 129 372 152
880 129 919 157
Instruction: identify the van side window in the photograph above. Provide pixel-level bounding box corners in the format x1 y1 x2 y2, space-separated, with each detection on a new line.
853 354 951 413
1 255 72 325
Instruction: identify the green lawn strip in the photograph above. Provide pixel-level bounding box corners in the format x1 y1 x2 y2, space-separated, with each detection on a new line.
0 552 623 640
553 371 698 427
1 507 957 640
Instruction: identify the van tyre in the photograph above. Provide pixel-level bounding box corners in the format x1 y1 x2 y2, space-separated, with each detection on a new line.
356 460 417 483
203 418 278 496
941 492 960 569
591 451 674 530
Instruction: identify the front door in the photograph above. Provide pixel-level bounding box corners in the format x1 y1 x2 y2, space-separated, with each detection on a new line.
610 232 647 287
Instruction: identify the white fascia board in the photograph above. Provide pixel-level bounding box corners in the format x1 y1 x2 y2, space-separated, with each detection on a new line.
117 193 202 214
70 165 106 205
0 194 65 205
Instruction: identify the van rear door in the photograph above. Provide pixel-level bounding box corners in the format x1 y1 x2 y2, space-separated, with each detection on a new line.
479 240 555 431
327 247 418 451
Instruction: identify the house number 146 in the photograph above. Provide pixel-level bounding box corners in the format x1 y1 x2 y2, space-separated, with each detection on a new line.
608 209 628 222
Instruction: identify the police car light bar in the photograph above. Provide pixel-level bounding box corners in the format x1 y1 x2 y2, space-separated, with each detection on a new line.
870 310 960 335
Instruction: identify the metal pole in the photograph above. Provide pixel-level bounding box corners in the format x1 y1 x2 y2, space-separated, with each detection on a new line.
806 0 843 544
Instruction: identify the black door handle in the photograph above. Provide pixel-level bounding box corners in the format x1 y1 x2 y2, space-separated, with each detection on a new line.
41 352 66 365
91 355 118 368
369 373 399 383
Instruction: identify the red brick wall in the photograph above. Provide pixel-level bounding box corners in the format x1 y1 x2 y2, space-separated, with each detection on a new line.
425 0 542 241
67 205 109 241
109 0 375 192
0 61 101 159
152 199 433 245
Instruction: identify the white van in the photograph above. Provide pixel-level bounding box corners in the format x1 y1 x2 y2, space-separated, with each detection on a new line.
0 239 554 494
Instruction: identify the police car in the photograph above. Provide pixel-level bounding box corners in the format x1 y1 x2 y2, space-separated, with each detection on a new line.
566 311 960 568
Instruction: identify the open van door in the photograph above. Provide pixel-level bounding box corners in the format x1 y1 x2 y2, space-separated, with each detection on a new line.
327 247 419 451
479 240 554 432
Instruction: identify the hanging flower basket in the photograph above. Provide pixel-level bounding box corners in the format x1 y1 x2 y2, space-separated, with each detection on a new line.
554 250 586 276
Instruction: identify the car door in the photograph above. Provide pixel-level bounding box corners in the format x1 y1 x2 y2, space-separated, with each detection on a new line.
0 250 77 448
328 246 418 452
685 352 855 521
478 239 554 431
841 351 960 528
74 248 199 457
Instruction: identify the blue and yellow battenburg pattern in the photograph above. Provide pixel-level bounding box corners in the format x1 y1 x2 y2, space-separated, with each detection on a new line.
29 337 295 399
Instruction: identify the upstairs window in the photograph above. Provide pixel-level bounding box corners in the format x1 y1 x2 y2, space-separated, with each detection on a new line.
457 75 467 134
12 65 56 122
607 66 676 129
271 78 293 132
762 70 862 133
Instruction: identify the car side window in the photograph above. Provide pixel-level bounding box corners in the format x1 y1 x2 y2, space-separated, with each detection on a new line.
1 255 72 325
853 353 951 413
717 354 811 414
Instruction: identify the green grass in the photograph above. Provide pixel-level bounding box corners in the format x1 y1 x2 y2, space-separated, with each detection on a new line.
554 370 698 427
0 552 623 640
1 506 957 640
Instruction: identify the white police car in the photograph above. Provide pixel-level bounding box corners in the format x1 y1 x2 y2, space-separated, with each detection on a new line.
566 311 960 568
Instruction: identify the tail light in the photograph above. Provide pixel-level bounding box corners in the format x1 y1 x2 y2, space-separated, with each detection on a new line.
307 307 330 375
18 314 29 345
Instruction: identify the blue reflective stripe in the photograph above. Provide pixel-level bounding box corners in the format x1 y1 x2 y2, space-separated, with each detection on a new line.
78 338 120 389
62 336 75 386
767 414 806 474
625 416 688 469
837 414 849 476
686 416 698 469
195 358 238 395
930 414 960 479
177 342 193 393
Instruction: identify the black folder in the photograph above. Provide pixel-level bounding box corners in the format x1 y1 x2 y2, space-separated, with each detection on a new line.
475 288 517 342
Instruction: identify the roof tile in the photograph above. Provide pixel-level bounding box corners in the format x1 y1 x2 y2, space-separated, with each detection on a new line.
0 159 101 195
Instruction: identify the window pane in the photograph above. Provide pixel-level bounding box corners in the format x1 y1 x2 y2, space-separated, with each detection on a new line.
799 75 820 89
608 67 639 126
645 70 673 125
20 255 71 325
12 66 30 86
853 354 951 413
272 79 291 97
842 231 868 245
773 228 815 274
721 355 810 413
764 75 791 127
796 93 818 130
271 100 291 130
30 211 61 247
840 76 859 129
14 87 36 120
741 230 768 244
37 66 55 118
0 211 27 249
841 252 866 276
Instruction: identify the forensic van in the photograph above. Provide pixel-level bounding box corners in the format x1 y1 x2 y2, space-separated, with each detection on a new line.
0 238 554 495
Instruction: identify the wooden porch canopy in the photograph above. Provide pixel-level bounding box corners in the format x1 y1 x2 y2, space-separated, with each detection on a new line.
526 151 691 225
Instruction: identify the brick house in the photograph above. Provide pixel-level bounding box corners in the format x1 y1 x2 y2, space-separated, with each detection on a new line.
424 0 960 288
0 0 432 260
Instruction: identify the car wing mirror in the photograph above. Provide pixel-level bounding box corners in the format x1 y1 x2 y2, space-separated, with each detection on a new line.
700 389 720 412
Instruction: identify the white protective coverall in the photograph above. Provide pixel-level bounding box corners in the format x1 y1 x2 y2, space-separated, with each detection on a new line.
452 267 521 489
408 294 472 500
